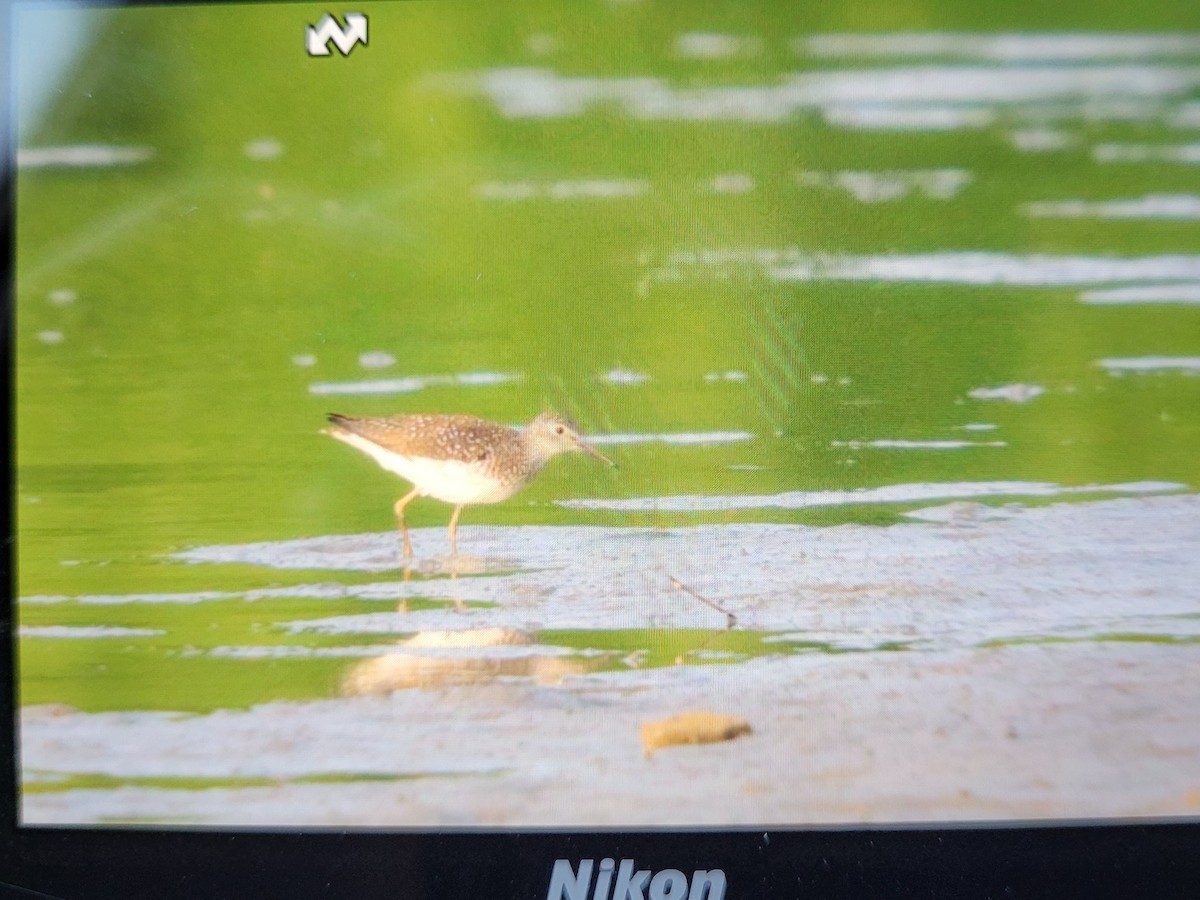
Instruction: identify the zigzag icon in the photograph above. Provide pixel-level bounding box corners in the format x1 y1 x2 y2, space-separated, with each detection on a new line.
306 13 368 57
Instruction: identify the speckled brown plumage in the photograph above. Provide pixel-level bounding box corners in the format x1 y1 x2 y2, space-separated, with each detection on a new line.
326 413 534 480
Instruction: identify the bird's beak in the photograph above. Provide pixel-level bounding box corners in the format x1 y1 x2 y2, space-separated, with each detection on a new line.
578 439 616 468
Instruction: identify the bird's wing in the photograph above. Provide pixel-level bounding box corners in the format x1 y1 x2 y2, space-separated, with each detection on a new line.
329 414 517 464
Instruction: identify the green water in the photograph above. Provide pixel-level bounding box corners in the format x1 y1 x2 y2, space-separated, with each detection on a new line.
24 771 444 797
14 2 1200 714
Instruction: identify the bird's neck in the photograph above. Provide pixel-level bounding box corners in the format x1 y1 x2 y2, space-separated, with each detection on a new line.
519 431 557 472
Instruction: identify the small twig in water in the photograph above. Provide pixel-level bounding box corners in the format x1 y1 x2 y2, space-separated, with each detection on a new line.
668 576 737 630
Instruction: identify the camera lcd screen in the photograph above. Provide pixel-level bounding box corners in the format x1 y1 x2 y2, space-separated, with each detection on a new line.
12 0 1200 832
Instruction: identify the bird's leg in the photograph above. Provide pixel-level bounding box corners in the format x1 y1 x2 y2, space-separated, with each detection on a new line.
447 504 464 557
393 488 421 559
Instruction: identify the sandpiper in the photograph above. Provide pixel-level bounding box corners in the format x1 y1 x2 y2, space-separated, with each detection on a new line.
324 411 614 556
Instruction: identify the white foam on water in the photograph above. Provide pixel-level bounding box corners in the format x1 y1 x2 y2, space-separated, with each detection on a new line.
526 33 559 56
475 179 648 201
1081 283 1200 304
703 370 748 382
1008 128 1075 152
831 439 1007 450
48 288 77 306
797 169 972 202
708 174 755 194
18 582 441 607
456 372 517 387
36 331 64 345
599 368 650 385
475 181 538 200
17 144 155 168
559 480 1182 513
19 626 166 639
900 501 1024 524
309 372 522 396
662 248 1190 283
1096 356 1200 373
1048 100 1169 123
822 105 994 131
291 354 317 367
800 33 1200 61
243 138 284 161
550 179 648 200
588 431 753 446
357 351 395 370
1025 194 1200 220
655 249 1200 287
1173 101 1200 127
834 98 1190 132
968 384 1045 403
444 66 1200 124
675 33 760 60
957 423 998 431
63 590 235 605
1094 142 1200 163
768 252 1200 286
311 377 431 395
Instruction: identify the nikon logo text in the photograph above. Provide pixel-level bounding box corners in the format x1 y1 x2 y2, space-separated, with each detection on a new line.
547 858 726 900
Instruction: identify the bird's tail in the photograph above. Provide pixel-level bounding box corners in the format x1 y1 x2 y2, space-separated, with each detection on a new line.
322 412 355 437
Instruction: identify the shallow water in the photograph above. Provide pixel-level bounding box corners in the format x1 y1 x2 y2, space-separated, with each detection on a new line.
19 496 1200 825
13 3 1200 826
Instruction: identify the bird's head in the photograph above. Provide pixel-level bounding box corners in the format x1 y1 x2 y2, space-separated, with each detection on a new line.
525 412 614 466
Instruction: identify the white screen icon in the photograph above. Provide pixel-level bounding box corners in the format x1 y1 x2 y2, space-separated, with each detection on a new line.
306 13 369 57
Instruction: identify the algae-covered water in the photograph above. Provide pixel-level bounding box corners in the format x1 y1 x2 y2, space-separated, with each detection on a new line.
12 0 1200 825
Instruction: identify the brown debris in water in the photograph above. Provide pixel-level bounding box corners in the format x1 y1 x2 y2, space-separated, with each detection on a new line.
640 711 752 757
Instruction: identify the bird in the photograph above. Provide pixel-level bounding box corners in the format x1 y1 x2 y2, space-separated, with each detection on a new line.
323 410 614 557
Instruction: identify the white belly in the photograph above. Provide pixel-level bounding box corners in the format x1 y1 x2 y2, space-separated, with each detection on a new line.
332 430 518 504
389 455 517 504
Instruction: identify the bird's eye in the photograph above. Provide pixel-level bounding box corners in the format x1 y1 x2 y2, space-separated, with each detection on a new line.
555 426 565 435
